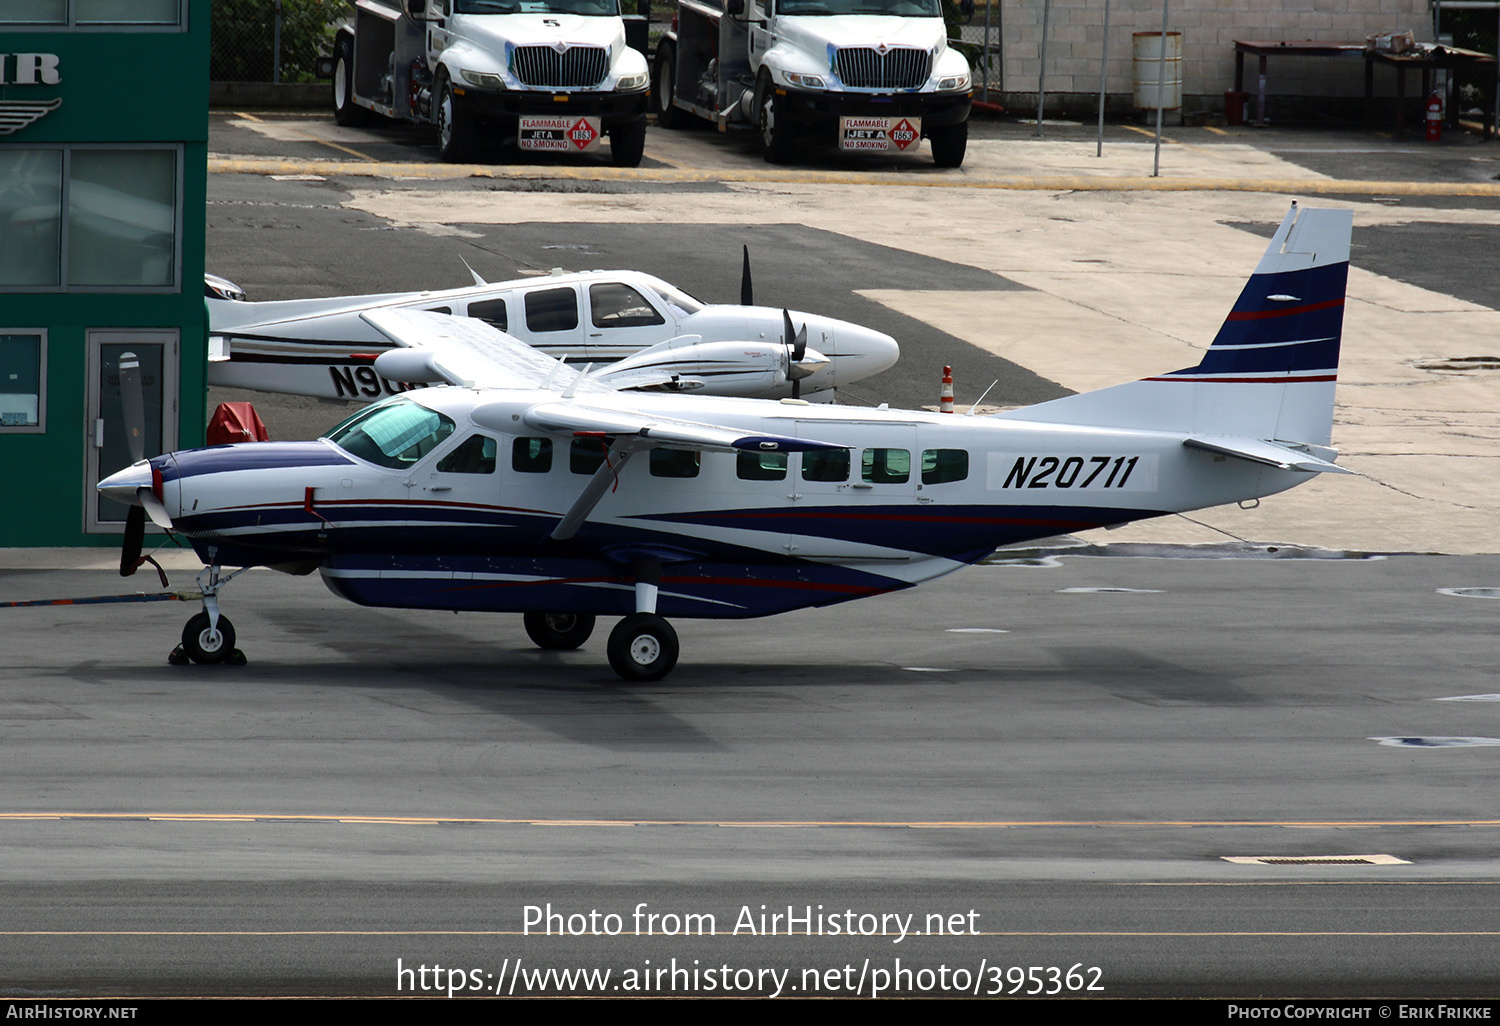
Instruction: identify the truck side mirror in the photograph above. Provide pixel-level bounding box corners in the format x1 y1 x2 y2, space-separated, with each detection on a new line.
726 0 744 13
405 0 426 17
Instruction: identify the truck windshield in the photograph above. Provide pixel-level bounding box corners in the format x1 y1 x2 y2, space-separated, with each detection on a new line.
776 0 940 14
455 0 622 14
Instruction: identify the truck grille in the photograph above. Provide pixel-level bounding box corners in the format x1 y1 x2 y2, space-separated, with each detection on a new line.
833 47 931 90
510 45 609 88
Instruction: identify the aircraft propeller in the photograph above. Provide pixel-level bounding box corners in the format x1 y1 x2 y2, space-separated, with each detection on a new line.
741 245 753 306
115 353 170 586
782 309 818 400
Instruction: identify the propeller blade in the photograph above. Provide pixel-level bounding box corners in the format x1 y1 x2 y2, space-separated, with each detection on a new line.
119 505 145 577
118 351 146 465
740 245 753 306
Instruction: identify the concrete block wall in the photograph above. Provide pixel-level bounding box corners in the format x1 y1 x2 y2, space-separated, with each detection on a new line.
990 0 1431 106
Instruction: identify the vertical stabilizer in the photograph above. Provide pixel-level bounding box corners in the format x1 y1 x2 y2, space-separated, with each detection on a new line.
996 204 1352 447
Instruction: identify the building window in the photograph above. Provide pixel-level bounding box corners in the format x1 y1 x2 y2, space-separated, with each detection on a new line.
0 146 181 292
1 0 184 27
0 332 46 432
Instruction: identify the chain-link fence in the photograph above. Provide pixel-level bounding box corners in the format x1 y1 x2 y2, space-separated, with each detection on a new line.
211 0 347 84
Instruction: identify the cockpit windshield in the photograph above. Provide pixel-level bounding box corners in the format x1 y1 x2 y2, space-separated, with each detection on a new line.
325 397 456 469
652 281 703 317
775 0 940 14
455 0 621 15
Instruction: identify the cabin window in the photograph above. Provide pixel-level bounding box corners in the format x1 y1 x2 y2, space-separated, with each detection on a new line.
737 451 787 481
468 298 508 331
524 287 579 332
921 448 969 484
801 449 849 482
570 437 610 474
862 447 910 484
590 283 666 328
650 448 700 478
437 434 497 474
512 437 552 473
326 398 455 469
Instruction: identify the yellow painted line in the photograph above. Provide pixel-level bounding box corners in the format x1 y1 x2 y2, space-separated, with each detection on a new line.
234 111 264 122
1204 126 1228 136
206 157 1500 196
10 813 1500 828
1122 124 1173 144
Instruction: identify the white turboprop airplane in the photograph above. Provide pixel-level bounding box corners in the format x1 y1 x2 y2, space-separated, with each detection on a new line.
204 259 900 402
109 205 1353 681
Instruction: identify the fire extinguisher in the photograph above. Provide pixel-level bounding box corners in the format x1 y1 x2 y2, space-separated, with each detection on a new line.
1426 90 1443 142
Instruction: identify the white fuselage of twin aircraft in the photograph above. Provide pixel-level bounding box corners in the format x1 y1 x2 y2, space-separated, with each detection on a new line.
206 268 900 402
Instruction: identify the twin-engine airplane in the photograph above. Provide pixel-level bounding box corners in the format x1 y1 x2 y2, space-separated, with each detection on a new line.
205 257 900 402
107 205 1353 680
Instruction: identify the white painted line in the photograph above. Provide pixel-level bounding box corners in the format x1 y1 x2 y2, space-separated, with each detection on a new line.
1221 854 1411 866
1056 587 1163 594
1438 588 1500 599
1370 736 1500 748
945 628 1010 633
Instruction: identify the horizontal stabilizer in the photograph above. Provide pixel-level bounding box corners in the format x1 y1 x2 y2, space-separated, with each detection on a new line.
1184 436 1355 474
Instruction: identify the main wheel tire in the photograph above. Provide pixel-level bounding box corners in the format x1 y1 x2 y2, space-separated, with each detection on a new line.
759 81 795 164
332 38 373 127
182 613 236 665
436 77 475 163
652 47 681 129
523 611 597 651
929 119 968 168
607 613 679 681
610 116 647 167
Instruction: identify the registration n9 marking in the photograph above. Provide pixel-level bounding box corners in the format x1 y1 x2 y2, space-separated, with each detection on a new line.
986 454 1157 492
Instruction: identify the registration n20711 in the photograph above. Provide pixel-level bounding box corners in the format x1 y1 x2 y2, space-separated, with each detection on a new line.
986 454 1157 492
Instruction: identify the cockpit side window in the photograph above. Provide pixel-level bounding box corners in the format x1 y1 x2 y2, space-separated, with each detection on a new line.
326 398 456 469
590 283 666 328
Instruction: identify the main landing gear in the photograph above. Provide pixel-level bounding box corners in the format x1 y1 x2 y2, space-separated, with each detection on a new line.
523 563 680 681
169 563 248 666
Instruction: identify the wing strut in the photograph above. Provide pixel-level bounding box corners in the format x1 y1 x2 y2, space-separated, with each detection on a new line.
551 438 642 541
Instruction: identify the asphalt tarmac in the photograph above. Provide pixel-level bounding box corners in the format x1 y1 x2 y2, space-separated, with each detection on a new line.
2 109 1498 1000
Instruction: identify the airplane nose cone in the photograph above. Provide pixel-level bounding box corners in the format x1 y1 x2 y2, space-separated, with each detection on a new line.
845 326 901 375
97 459 153 506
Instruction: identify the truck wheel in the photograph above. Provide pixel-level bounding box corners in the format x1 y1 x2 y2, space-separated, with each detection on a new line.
653 46 681 129
929 119 968 168
436 77 475 163
760 86 795 164
333 38 373 127
610 116 647 167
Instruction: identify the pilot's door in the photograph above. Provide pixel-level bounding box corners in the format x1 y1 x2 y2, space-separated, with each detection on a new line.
85 330 178 533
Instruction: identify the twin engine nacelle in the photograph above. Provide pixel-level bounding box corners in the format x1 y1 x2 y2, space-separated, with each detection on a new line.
592 338 831 395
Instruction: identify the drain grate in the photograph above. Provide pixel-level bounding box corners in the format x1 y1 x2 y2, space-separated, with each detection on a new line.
1411 356 1500 372
1371 736 1500 748
1222 854 1410 866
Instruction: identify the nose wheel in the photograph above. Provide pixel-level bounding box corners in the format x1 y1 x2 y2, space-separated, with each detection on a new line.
169 562 248 666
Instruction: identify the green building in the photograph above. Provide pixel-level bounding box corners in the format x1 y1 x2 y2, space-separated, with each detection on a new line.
0 0 207 547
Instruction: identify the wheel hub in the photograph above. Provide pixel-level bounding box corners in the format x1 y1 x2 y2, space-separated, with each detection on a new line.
629 634 660 665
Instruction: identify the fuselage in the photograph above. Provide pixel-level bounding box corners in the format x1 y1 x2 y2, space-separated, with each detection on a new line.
103 387 1299 621
207 270 899 402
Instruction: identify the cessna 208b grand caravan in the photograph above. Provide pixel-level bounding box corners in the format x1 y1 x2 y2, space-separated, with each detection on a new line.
205 258 900 402
109 206 1353 680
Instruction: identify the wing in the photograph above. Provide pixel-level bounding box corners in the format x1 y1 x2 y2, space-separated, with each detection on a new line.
361 307 615 395
476 400 845 455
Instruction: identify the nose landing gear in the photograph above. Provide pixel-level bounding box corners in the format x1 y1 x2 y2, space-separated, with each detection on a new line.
169 563 248 666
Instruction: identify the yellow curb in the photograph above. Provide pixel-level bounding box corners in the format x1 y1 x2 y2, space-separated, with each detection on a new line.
207 157 1500 196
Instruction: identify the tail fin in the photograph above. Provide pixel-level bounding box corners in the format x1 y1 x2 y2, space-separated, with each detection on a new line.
997 204 1352 447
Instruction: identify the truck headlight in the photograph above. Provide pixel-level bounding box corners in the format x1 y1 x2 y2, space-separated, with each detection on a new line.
458 69 505 89
936 73 971 92
782 72 825 89
617 71 648 91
